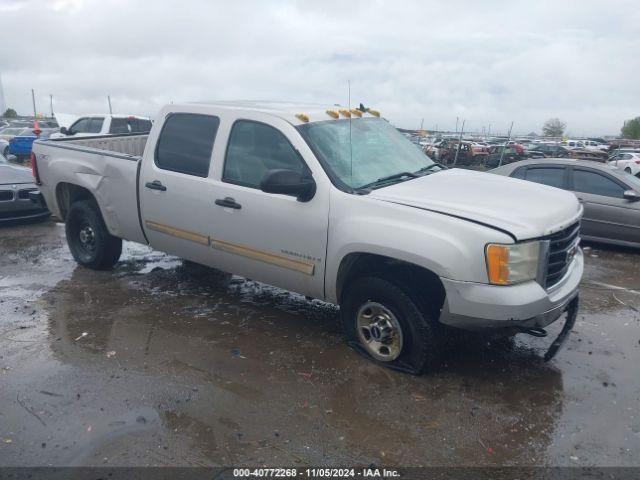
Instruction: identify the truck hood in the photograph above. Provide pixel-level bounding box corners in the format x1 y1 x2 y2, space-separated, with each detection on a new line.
369 168 582 240
0 164 35 185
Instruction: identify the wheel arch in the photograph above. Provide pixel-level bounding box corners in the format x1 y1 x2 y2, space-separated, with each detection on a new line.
335 252 446 313
55 182 98 221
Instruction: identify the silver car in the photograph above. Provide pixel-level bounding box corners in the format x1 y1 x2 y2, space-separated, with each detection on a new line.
0 153 50 224
491 158 640 248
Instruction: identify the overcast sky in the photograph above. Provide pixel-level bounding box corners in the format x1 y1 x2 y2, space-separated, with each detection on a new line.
1 0 639 135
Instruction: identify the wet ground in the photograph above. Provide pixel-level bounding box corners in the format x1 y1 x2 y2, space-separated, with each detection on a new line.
0 220 638 467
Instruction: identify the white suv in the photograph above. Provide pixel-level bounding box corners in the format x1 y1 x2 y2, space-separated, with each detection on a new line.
50 114 152 138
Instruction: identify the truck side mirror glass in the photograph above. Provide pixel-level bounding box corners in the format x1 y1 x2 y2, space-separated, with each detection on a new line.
623 190 640 202
260 169 316 202
60 127 69 135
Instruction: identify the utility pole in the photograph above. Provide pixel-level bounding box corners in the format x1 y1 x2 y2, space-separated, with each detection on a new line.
453 119 466 166
498 121 514 167
0 74 6 116
455 116 459 134
31 89 37 117
420 118 424 131
49 94 54 117
107 95 113 114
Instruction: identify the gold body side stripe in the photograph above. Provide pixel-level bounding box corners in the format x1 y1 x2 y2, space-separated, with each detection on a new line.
144 220 210 246
144 220 315 275
211 238 315 276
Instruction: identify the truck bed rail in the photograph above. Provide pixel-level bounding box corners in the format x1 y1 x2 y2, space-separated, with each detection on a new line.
36 133 148 160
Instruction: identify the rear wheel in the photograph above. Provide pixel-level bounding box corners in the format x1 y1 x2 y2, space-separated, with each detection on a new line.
341 276 441 374
66 200 122 270
624 167 632 174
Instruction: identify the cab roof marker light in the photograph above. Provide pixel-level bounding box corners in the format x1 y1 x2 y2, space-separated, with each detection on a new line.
368 109 381 117
295 113 310 123
339 109 351 118
350 108 363 117
326 110 339 119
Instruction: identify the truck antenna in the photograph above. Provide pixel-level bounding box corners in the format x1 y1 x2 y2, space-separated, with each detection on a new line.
348 80 353 182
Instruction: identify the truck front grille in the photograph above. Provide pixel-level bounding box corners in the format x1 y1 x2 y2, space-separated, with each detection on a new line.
544 222 580 288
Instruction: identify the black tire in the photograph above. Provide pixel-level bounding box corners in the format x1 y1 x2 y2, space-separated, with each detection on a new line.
340 276 441 374
624 167 632 174
2 146 8 157
65 200 122 270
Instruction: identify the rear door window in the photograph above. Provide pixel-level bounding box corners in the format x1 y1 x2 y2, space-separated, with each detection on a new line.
572 169 625 198
155 113 219 177
133 119 152 132
524 167 566 188
70 118 91 133
87 117 104 134
511 167 526 179
109 118 129 134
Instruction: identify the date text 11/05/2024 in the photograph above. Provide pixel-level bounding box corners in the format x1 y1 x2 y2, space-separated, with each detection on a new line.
232 468 401 478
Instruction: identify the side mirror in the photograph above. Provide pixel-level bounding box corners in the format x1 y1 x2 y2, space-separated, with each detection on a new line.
260 169 316 202
60 126 69 135
623 190 640 202
6 154 17 163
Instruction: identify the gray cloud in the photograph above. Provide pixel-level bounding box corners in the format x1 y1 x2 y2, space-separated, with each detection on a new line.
1 0 639 135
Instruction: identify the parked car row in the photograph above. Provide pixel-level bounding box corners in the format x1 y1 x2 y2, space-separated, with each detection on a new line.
0 113 152 163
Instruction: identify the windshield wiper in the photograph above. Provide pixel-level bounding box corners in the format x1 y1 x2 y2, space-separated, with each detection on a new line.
413 163 445 175
359 171 419 190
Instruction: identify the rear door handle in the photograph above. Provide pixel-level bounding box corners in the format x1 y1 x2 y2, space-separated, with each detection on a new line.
215 197 241 209
145 180 166 191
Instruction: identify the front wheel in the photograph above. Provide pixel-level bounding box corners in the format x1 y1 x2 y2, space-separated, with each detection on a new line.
341 276 441 374
66 200 122 270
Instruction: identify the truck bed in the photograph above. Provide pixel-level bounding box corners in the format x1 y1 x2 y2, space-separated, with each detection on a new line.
33 133 149 244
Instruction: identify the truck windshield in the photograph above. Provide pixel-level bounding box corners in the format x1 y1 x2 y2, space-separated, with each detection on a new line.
298 118 435 189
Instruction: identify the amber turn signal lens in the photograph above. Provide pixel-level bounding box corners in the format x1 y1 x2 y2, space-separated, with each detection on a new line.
486 244 510 285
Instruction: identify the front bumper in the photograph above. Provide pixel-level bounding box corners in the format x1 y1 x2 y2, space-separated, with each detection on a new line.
439 248 583 330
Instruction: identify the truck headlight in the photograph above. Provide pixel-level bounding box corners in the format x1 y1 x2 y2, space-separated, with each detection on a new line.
485 241 541 285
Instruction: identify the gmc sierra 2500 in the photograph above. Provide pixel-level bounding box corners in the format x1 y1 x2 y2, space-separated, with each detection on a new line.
31 102 583 373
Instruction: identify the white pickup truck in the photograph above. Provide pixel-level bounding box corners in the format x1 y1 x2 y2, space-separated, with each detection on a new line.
50 114 152 139
31 101 583 373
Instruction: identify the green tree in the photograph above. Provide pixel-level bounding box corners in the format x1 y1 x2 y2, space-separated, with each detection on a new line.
2 108 17 118
621 117 640 139
542 118 566 136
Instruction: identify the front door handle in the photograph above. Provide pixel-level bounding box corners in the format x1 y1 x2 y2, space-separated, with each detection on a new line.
215 197 242 209
145 180 167 191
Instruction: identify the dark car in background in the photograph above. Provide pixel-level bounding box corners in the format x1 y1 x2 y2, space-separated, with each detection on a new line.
491 158 640 248
526 144 571 158
0 152 49 224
